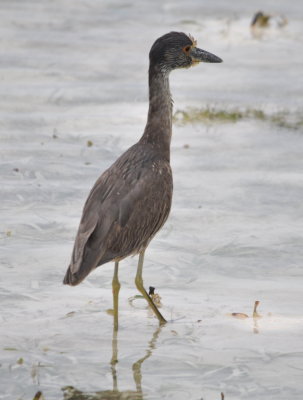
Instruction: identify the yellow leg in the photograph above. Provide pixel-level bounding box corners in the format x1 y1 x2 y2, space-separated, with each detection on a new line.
110 328 118 391
112 261 121 331
135 250 167 325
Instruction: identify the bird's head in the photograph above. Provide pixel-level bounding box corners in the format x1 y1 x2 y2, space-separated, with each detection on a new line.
149 32 222 73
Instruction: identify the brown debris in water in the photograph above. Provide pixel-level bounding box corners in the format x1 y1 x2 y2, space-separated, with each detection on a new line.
228 300 262 319
148 286 155 295
230 312 249 319
148 286 162 307
33 392 44 400
253 300 262 318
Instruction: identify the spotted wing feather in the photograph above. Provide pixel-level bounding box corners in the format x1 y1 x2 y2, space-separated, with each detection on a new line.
63 142 173 285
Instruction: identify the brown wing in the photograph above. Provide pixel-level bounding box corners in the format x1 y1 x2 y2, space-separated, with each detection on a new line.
99 159 173 263
63 143 173 285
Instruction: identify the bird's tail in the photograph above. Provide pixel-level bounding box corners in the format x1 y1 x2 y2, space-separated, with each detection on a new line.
63 265 85 286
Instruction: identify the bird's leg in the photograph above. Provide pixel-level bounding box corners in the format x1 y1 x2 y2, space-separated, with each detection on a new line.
135 250 167 324
110 328 119 392
112 261 121 331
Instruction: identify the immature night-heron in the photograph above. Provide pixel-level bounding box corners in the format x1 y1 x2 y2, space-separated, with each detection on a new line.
63 32 222 328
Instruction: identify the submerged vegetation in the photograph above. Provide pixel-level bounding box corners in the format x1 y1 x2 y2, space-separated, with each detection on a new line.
174 107 303 130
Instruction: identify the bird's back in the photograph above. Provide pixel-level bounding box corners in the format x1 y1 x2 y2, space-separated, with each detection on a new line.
63 141 173 285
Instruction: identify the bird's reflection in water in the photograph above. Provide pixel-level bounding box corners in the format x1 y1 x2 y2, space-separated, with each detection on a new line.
62 326 162 400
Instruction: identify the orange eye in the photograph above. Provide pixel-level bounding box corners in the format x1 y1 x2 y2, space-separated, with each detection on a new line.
183 45 191 54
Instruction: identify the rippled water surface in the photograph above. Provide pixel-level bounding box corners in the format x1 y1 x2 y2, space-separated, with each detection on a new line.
1 1 303 399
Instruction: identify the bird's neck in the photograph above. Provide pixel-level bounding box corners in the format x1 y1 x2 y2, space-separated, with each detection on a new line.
140 66 173 160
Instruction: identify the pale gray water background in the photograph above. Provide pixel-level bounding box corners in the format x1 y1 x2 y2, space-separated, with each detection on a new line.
1 0 303 399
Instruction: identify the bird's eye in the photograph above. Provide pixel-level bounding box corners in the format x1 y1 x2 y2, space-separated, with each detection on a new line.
183 45 191 54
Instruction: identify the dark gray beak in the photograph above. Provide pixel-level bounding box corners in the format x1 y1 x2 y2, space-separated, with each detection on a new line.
190 47 223 63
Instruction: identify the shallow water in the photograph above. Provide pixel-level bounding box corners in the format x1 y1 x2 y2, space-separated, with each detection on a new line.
1 1 303 399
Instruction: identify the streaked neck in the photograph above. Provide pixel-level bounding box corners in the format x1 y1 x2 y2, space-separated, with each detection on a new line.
140 66 173 160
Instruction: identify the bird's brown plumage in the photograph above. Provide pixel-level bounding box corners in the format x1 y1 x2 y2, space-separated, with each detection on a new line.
63 142 172 285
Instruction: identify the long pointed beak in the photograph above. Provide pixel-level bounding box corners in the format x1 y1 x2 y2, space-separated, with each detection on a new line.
190 47 223 63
